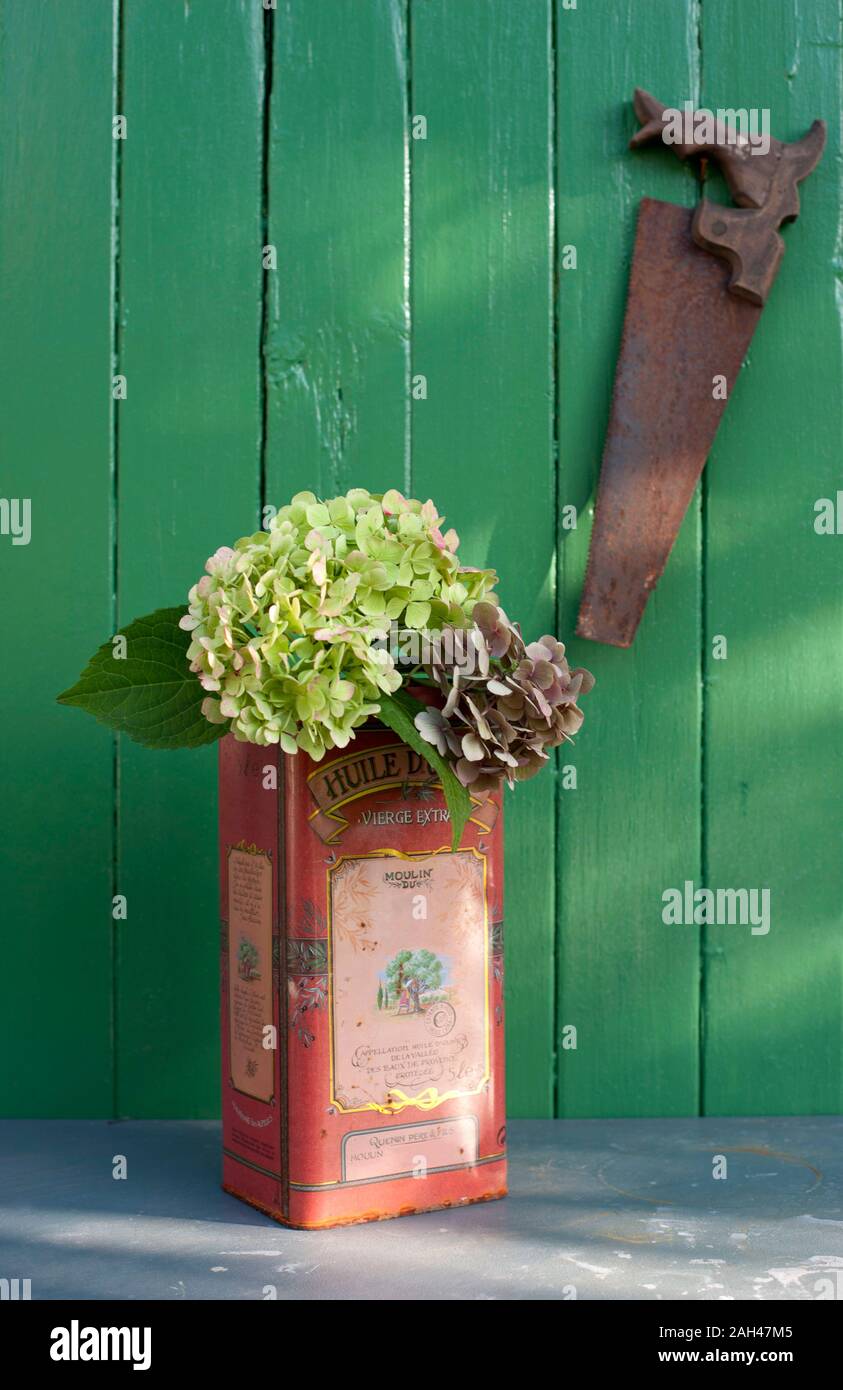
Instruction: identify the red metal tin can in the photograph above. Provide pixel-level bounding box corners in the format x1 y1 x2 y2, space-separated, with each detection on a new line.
219 724 506 1228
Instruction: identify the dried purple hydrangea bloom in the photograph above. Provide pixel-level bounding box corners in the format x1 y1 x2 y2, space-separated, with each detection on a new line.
414 606 594 793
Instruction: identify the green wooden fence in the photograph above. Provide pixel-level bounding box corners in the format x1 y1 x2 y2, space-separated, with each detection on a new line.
2 0 840 1119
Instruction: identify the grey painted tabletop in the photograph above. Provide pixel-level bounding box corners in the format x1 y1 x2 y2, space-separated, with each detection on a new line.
1 1117 841 1301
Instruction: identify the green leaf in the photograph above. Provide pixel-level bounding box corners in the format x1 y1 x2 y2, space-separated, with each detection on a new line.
57 606 228 750
376 689 472 851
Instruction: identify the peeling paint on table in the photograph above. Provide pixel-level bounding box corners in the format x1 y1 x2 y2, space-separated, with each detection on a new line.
2 1117 841 1301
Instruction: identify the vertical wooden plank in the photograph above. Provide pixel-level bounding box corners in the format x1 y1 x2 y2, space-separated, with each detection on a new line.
117 0 264 1115
412 0 556 1115
0 1 115 1116
701 0 843 1113
556 0 702 1116
265 0 409 500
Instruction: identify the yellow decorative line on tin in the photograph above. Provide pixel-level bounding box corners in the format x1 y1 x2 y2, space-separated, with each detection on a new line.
326 847 491 1117
370 1086 472 1114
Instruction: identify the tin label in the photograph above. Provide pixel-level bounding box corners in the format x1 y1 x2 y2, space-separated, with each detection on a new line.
342 1116 479 1182
307 742 500 842
227 845 274 1103
328 849 490 1114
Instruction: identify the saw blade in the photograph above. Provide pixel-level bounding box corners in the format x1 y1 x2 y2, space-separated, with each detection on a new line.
576 197 762 649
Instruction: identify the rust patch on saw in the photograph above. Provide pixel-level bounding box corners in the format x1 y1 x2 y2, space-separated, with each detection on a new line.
577 199 761 648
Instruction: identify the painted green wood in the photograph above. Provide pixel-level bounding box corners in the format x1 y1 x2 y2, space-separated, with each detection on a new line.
116 0 264 1116
700 0 843 1114
3 1 841 1122
265 0 410 501
411 0 556 1116
555 0 703 1116
0 1 116 1116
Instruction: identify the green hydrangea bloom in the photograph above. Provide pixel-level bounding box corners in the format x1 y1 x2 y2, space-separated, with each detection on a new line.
180 489 497 758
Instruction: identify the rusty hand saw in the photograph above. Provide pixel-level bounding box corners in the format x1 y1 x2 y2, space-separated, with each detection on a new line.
576 89 826 648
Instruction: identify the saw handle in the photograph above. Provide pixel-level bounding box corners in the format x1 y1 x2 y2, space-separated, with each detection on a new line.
630 88 825 304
